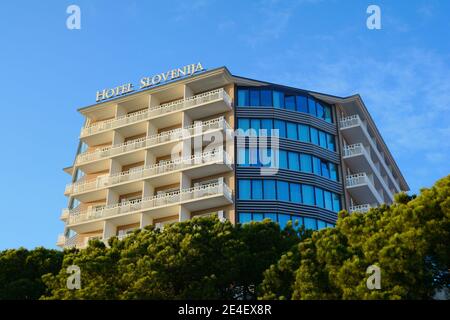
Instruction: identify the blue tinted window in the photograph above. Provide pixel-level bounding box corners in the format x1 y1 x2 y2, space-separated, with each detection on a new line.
316 102 324 119
265 213 277 222
260 147 272 167
273 91 285 108
324 106 332 123
327 134 335 151
274 120 286 138
237 147 247 166
313 157 321 176
250 90 260 106
238 180 251 199
238 118 249 131
286 122 298 140
239 212 252 224
332 193 341 212
296 95 308 113
238 89 249 106
330 163 338 181
253 213 264 222
278 150 288 169
249 147 258 166
285 95 296 110
302 185 315 205
321 161 330 179
252 180 263 199
310 127 319 145
319 131 327 149
304 217 317 230
250 119 260 136
261 119 273 136
308 98 316 116
288 152 299 171
290 183 302 203
324 191 333 210
300 154 313 173
277 181 290 201
298 124 310 142
317 220 327 230
315 188 324 208
278 214 290 229
261 90 272 106
326 222 335 228
263 180 276 200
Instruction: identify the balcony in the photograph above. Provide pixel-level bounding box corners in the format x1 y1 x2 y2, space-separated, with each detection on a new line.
349 204 372 214
346 173 383 205
60 208 69 221
80 88 232 138
76 117 230 167
65 150 233 199
340 115 401 194
342 143 393 202
66 180 233 230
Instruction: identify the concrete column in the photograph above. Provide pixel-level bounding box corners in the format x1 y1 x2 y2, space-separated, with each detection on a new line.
179 205 191 222
102 220 116 240
140 213 153 229
184 84 194 99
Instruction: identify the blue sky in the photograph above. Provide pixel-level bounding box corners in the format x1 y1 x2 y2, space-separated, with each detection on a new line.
0 0 448 250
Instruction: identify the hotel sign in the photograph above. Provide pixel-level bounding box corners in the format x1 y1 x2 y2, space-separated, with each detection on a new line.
95 62 205 102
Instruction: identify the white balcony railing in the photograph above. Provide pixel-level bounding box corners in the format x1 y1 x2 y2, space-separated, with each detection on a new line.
346 172 370 187
76 116 230 165
349 204 372 213
67 180 232 225
339 114 361 129
340 114 401 193
343 143 365 157
65 150 232 195
80 88 231 137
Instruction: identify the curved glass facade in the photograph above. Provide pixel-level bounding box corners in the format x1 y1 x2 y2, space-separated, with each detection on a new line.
235 85 341 226
237 88 333 123
237 179 341 212
237 212 335 230
237 118 335 151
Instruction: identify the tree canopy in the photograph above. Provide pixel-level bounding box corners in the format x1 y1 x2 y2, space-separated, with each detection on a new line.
0 247 63 300
259 174 450 300
41 217 307 300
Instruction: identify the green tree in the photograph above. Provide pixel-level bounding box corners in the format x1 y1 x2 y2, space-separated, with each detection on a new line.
259 174 450 300
0 247 63 300
42 216 304 300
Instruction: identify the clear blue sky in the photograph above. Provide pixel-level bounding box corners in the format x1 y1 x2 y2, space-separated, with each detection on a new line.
0 0 449 250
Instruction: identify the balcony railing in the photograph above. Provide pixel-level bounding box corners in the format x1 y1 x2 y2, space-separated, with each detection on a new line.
340 114 401 193
76 117 230 165
346 172 371 187
349 204 372 213
80 88 231 137
343 143 365 157
67 180 232 225
65 150 232 195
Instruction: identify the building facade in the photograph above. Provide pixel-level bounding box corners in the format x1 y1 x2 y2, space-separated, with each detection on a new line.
57 66 409 249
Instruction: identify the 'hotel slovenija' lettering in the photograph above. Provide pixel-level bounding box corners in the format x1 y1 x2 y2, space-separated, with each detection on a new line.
96 62 204 102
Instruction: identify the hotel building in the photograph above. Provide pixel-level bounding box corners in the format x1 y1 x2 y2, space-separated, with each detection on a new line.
57 65 409 249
